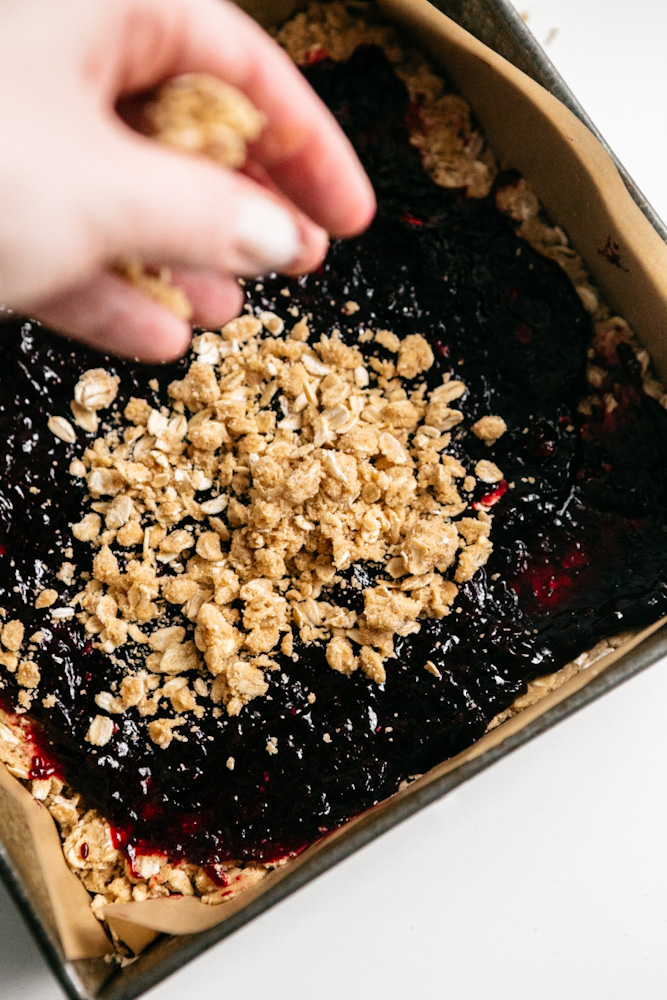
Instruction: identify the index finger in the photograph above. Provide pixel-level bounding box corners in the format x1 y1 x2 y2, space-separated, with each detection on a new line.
114 0 376 237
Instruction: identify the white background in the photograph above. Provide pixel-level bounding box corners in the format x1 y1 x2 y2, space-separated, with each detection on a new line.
3 2 667 998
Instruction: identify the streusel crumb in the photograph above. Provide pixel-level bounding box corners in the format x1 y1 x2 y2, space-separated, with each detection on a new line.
116 74 265 319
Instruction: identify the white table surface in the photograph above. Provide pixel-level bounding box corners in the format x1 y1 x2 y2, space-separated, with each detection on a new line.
3 2 667 998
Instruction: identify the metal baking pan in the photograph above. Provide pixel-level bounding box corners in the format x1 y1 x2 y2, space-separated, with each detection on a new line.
2 2 666 998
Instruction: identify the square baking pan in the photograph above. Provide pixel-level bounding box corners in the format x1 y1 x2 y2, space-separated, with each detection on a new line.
2 2 667 998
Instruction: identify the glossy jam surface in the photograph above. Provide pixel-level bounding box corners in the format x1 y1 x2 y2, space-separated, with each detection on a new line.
1 47 667 864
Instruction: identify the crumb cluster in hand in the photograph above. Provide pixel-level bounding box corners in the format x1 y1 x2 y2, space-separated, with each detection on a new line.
115 73 266 319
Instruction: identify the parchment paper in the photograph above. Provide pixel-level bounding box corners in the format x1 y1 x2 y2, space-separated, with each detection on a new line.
2 0 667 961
0 760 111 959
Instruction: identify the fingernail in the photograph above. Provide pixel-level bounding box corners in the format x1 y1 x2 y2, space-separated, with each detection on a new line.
236 198 300 272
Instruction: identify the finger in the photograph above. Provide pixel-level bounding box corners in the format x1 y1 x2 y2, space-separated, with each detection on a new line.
102 131 321 277
32 270 192 362
241 159 329 274
168 267 244 327
112 0 375 237
284 218 329 276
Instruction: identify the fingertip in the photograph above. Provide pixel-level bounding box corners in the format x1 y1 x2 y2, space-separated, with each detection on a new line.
238 159 330 276
285 222 330 276
352 189 378 238
330 178 377 239
169 269 245 329
263 134 376 240
83 310 192 364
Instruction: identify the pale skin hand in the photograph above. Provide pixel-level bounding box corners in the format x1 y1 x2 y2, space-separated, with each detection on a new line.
0 0 376 361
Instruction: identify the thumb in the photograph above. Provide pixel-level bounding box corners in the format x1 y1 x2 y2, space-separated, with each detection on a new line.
102 132 327 277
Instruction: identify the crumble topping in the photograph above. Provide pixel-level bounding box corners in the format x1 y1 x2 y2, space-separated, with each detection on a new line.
34 589 58 609
33 311 502 741
86 715 114 748
471 415 507 446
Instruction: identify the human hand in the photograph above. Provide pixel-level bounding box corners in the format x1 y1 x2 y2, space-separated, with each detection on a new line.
0 0 375 361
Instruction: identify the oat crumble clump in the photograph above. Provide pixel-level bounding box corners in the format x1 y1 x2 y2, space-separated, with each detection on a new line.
141 73 266 168
471 415 507 446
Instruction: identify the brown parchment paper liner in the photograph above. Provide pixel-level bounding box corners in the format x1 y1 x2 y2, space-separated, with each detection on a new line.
0 760 111 959
4 0 667 960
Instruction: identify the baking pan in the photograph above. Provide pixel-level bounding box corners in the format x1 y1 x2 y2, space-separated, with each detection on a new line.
2 2 667 998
